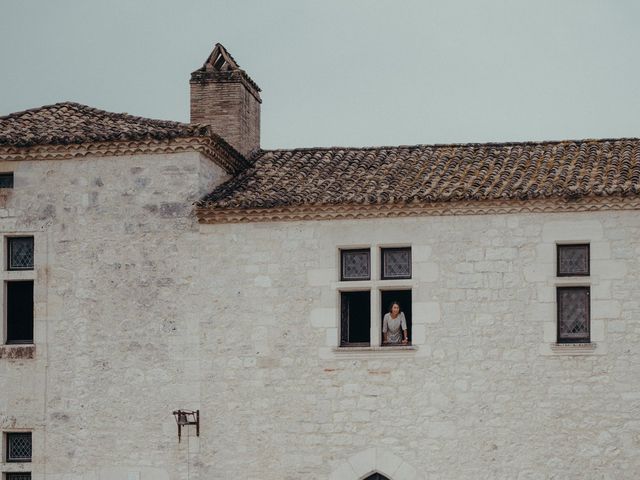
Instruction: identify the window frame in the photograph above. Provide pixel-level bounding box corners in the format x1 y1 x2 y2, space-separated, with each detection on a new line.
5 431 32 463
556 243 590 277
339 290 371 347
340 248 371 282
7 236 34 271
5 280 35 345
380 247 412 280
556 286 591 344
0 172 14 189
5 473 32 480
336 245 415 350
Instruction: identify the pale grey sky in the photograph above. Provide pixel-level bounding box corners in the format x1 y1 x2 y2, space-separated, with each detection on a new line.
1 0 639 149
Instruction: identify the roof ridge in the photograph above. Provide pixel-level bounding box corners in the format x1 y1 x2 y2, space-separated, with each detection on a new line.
1 101 192 129
256 137 640 155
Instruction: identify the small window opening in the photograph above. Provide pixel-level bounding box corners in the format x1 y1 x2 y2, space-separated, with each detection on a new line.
6 432 32 462
557 244 590 276
341 249 370 281
381 247 411 280
340 291 370 346
6 281 34 344
381 290 412 345
7 237 34 271
0 172 14 189
5 473 32 480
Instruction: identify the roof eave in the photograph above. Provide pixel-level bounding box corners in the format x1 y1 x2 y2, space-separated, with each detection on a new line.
196 195 640 224
0 135 250 174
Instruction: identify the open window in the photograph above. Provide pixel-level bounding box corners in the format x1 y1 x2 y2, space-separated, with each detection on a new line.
381 289 412 345
340 291 370 346
6 281 34 344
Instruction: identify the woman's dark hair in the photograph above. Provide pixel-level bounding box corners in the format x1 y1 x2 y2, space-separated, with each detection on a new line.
388 301 401 313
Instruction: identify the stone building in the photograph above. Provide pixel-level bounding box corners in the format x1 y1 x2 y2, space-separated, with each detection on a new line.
0 43 639 480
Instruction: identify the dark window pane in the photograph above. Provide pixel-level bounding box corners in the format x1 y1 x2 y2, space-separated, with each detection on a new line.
341 249 370 281
6 281 34 344
365 475 391 480
382 247 411 279
381 290 412 345
557 244 589 276
7 474 32 480
340 291 370 345
0 172 14 188
558 287 590 343
8 237 34 270
7 432 32 462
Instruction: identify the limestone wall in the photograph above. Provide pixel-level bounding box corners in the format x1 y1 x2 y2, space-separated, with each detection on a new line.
196 212 640 480
0 152 224 480
1 152 639 479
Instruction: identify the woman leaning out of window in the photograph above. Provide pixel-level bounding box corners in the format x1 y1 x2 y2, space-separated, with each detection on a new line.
382 301 408 345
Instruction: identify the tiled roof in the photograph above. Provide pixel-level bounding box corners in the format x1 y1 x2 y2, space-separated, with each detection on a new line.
0 102 213 147
199 138 640 210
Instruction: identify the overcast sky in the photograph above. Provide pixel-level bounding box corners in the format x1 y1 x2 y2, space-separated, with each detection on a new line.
1 0 639 149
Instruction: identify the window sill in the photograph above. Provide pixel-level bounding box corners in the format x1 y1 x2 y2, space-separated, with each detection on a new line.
331 345 417 358
540 342 603 356
0 344 35 359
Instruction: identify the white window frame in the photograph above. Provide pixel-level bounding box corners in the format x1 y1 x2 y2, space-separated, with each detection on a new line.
334 244 417 354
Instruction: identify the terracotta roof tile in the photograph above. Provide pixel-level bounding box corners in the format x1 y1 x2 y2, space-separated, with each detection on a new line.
0 102 212 147
199 139 640 209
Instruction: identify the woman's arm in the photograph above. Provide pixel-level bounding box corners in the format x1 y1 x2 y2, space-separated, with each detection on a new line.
401 313 408 343
382 314 388 344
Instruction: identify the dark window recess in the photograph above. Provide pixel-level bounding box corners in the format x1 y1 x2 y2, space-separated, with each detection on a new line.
340 291 370 346
6 474 32 480
8 237 34 271
381 247 411 279
6 281 34 344
0 172 14 189
341 249 370 281
557 244 590 276
364 475 391 480
557 287 590 343
381 289 412 345
6 432 32 462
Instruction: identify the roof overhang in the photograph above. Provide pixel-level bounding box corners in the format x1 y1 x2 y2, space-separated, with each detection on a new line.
196 195 640 224
0 136 250 174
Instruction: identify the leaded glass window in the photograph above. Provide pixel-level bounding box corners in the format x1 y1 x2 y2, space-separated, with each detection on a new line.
6 474 32 480
0 172 14 188
381 247 411 279
6 432 32 462
8 237 34 271
557 287 590 343
341 249 370 281
557 244 589 276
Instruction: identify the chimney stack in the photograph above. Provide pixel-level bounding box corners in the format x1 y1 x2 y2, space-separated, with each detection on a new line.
190 44 261 158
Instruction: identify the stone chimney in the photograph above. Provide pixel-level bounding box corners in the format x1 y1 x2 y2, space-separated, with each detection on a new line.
190 44 262 158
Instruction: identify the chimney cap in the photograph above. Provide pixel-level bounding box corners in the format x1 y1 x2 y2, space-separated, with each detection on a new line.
190 43 261 94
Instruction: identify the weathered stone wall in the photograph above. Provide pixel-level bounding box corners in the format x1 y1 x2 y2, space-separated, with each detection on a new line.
195 212 640 480
0 152 224 480
1 153 639 479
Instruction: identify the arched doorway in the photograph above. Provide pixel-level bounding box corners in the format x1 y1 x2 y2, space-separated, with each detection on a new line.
364 474 390 480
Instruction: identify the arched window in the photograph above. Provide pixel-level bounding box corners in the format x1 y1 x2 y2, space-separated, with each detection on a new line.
364 474 390 480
